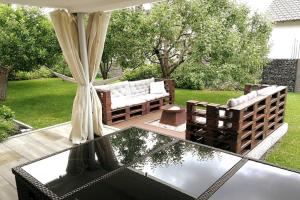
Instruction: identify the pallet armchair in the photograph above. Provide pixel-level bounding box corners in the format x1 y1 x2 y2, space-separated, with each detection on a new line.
186 84 287 155
96 78 175 125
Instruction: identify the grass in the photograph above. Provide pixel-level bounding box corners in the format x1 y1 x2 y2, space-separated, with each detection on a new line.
1 79 300 170
2 78 76 128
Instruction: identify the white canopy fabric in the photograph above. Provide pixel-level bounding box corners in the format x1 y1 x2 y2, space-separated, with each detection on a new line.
0 0 161 12
50 10 110 144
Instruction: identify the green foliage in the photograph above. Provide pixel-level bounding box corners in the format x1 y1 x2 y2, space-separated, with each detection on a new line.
0 105 16 141
0 117 16 142
122 64 161 81
0 105 15 120
104 9 150 70
0 5 61 72
173 62 260 90
172 62 205 90
14 66 53 80
51 56 72 77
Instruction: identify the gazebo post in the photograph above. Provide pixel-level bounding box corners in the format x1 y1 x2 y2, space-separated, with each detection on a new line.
77 13 94 140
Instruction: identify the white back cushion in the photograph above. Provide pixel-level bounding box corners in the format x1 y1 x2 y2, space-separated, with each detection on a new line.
150 81 167 94
246 91 258 101
108 81 131 98
129 78 155 96
227 95 248 107
257 86 277 96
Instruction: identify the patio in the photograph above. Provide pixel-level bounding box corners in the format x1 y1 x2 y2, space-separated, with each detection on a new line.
0 110 185 200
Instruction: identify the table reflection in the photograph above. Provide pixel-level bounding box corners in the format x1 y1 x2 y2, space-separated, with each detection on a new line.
131 141 241 198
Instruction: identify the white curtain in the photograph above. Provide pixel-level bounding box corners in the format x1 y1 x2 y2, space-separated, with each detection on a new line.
50 10 111 144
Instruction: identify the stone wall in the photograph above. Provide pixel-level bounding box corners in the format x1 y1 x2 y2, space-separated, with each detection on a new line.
262 59 298 92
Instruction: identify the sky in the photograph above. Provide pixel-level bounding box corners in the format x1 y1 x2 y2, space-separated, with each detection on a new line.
236 0 273 13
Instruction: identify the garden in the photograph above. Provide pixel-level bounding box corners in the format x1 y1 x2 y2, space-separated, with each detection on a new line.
0 0 299 171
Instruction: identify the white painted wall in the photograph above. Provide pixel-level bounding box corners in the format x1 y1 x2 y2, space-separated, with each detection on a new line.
269 21 300 59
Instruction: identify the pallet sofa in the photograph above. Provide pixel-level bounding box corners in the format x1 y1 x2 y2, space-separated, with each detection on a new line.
186 84 287 155
95 78 175 125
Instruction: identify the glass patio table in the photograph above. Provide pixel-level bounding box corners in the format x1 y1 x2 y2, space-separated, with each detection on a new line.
12 127 300 200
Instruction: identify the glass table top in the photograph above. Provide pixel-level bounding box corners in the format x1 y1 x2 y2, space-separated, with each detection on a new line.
209 160 300 200
22 127 175 196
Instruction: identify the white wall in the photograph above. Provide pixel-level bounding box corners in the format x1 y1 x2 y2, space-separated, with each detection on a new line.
269 21 300 59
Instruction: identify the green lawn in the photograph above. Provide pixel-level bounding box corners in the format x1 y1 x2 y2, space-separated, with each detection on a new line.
2 78 76 128
1 79 300 170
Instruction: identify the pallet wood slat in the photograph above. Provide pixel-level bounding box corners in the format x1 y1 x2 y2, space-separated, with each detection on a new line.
186 84 288 155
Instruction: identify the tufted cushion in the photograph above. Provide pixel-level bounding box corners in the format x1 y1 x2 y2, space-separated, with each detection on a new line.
246 91 258 100
107 81 131 98
129 78 155 96
227 95 248 107
257 86 277 96
111 96 146 109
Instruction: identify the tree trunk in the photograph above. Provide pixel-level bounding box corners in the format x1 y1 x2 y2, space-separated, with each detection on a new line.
100 63 108 80
0 67 9 101
161 47 171 79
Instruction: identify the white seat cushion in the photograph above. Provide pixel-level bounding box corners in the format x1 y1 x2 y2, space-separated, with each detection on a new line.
111 96 146 110
150 81 167 94
129 78 155 96
138 93 169 101
108 81 131 98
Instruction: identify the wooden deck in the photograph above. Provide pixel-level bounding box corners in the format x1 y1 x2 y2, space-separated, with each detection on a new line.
0 110 185 199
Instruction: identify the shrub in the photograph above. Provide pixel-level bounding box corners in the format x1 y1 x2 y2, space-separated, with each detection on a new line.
122 64 161 81
52 57 72 77
14 66 53 80
0 105 16 142
0 105 15 120
0 117 16 142
172 62 261 90
172 62 205 90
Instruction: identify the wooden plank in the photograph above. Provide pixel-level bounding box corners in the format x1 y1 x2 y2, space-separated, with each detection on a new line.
0 176 18 200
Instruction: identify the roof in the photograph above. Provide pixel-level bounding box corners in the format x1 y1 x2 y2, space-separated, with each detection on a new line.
0 0 161 12
269 0 300 22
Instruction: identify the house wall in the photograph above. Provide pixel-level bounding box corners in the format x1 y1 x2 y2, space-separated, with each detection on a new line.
269 21 300 59
262 59 298 92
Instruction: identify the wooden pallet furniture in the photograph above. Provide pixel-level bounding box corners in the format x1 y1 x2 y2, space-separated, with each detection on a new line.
96 78 175 125
186 84 288 155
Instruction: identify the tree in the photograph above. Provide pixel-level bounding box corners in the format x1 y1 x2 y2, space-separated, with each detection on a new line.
143 0 197 78
103 0 271 85
0 5 60 100
101 9 150 79
103 0 196 79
